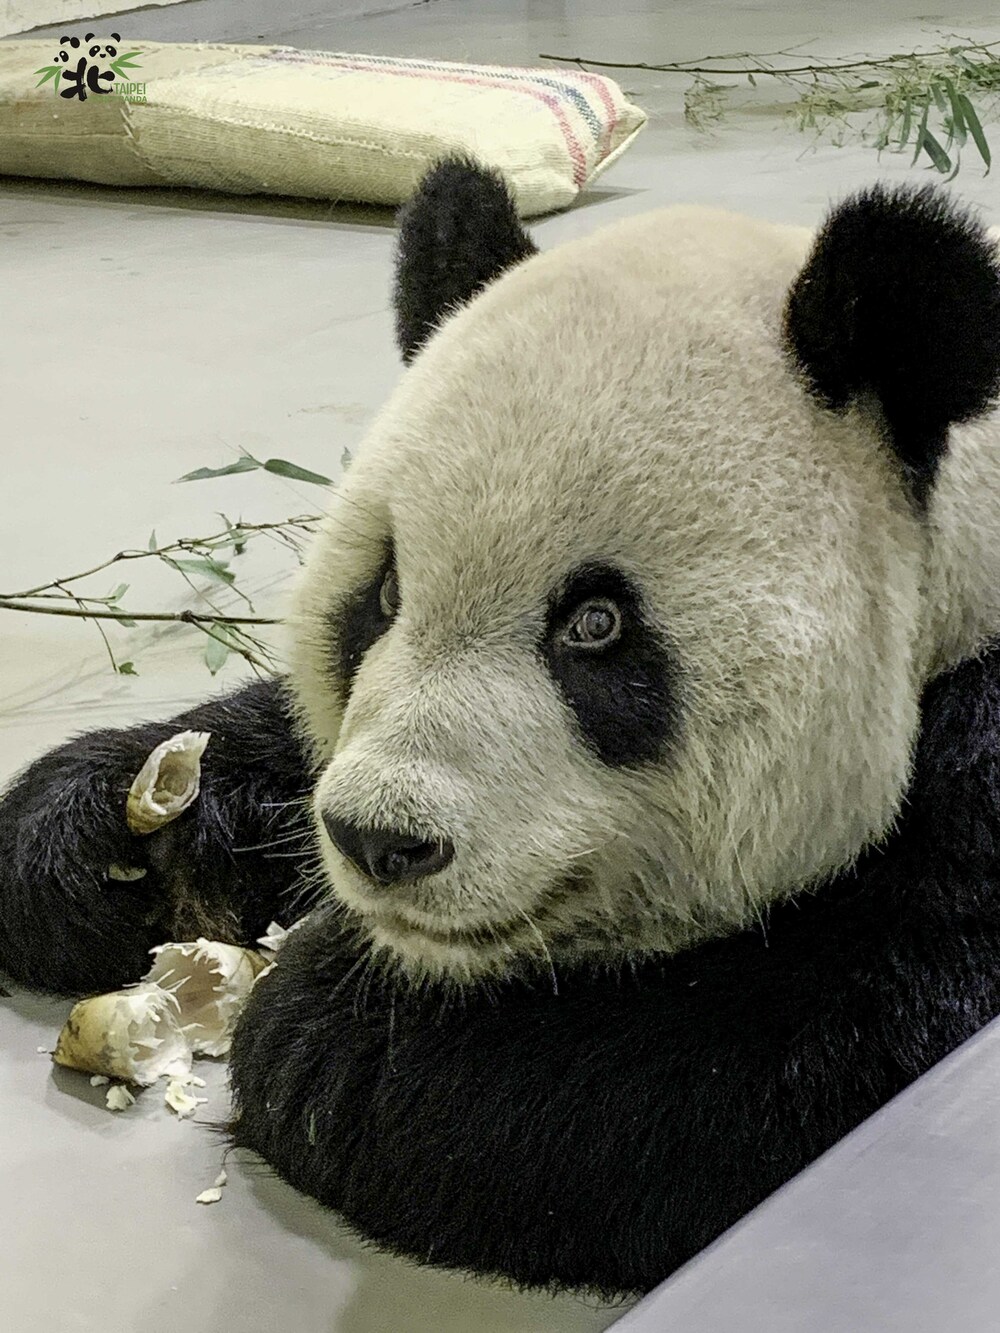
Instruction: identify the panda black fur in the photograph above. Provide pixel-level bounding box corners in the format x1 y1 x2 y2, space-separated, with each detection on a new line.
3 161 1000 1296
0 680 312 995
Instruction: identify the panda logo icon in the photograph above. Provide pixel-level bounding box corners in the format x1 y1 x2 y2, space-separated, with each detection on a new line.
51 32 120 100
87 34 121 65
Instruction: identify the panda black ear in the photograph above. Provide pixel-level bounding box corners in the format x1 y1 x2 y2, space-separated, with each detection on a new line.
393 157 538 363
785 184 1000 503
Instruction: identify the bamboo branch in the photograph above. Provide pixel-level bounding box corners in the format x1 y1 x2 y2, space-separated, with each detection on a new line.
6 515 321 601
0 599 281 626
537 40 1000 77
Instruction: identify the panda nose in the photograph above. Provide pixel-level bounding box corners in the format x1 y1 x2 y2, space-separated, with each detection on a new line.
322 814 455 886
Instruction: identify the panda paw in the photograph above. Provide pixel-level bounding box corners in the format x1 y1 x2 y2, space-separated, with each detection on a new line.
0 724 179 995
0 678 314 997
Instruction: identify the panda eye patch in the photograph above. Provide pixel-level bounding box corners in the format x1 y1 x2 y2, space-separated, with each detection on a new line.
541 563 680 767
329 548 396 703
561 598 622 650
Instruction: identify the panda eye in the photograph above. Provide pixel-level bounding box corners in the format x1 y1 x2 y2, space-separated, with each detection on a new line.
378 568 400 619
561 598 622 650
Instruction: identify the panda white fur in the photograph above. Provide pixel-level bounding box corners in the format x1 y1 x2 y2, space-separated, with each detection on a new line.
3 161 1000 1295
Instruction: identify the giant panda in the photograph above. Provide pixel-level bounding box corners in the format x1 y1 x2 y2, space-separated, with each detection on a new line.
3 160 1000 1296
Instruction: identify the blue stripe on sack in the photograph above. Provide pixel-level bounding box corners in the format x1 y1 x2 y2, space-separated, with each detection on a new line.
279 49 606 145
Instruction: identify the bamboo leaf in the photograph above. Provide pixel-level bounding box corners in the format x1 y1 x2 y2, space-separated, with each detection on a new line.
204 633 231 675
85 584 130 606
164 556 236 585
919 127 953 173
176 456 261 483
218 514 250 555
203 625 236 674
958 93 992 172
897 93 913 148
262 458 333 486
943 77 967 146
911 97 931 164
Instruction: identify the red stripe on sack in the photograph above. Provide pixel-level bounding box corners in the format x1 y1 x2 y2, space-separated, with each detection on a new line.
272 51 590 187
566 70 618 155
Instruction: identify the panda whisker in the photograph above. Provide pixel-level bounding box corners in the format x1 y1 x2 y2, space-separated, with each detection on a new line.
320 949 370 1003
283 878 326 921
327 487 387 528
321 491 396 545
385 992 398 1069
729 835 767 938
302 855 336 884
326 520 387 552
233 828 315 853
560 836 621 862
353 948 382 1019
514 906 558 996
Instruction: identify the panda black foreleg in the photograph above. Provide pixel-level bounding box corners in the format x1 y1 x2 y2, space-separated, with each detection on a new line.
227 847 1000 1296
0 677 315 996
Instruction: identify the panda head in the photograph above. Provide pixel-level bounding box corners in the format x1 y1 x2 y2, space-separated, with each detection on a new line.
290 159 1000 983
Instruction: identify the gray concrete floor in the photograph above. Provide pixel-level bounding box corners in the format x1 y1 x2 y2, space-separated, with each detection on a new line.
1 2 998 1331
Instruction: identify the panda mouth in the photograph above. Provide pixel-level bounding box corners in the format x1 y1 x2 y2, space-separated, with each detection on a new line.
369 875 585 953
375 908 524 948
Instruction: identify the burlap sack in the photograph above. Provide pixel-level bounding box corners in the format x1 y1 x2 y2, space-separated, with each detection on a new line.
0 41 647 217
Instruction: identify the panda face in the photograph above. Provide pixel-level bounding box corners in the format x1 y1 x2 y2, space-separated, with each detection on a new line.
290 203 935 983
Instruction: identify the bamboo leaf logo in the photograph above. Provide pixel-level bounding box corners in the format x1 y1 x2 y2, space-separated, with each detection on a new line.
34 64 62 94
110 51 142 78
